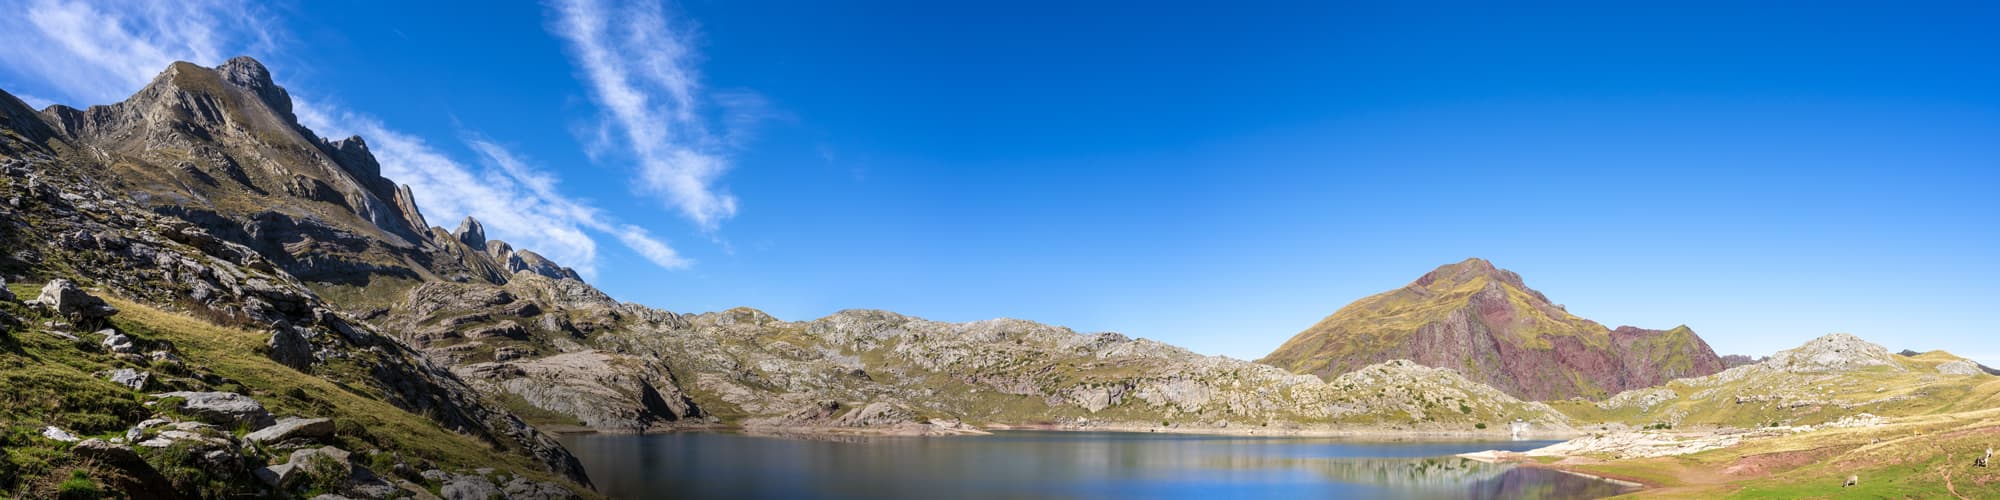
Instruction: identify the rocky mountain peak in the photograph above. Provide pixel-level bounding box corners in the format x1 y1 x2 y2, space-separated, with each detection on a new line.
1412 258 1529 291
1766 333 1902 373
215 56 295 124
1261 258 1722 400
455 217 488 251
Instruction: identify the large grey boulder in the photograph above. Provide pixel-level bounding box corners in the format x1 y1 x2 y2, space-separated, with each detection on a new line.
269 326 316 370
440 475 501 500
31 279 117 322
244 417 334 444
503 477 578 500
153 391 277 429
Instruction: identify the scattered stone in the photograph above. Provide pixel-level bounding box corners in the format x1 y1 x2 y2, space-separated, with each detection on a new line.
152 391 277 429
41 426 79 442
105 368 150 390
30 279 118 322
244 417 335 444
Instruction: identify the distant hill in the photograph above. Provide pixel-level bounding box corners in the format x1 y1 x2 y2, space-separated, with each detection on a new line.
1259 258 1726 401
1560 333 2000 428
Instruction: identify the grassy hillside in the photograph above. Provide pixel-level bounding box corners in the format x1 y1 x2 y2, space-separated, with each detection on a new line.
0 285 590 498
1555 408 2000 498
1552 345 2000 429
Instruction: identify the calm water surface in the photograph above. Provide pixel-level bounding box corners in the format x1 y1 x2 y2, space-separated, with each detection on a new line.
561 431 1635 499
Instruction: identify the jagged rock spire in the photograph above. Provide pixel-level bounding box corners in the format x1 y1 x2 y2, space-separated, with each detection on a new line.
216 56 296 124
454 217 488 251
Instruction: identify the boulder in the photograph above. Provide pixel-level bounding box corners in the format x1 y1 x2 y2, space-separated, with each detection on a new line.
269 326 316 370
101 330 136 353
153 391 277 429
440 475 501 500
72 439 147 469
258 446 396 498
105 368 150 390
31 279 117 322
253 463 301 489
244 417 335 444
503 476 578 500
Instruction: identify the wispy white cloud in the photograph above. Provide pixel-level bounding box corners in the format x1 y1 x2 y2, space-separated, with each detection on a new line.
548 0 750 231
298 107 692 275
0 0 691 274
0 0 278 105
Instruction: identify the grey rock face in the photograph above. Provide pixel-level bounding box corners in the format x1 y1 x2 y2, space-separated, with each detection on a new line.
1937 359 1981 376
454 217 487 251
32 279 117 322
217 56 297 124
244 417 335 444
455 351 703 432
154 391 277 429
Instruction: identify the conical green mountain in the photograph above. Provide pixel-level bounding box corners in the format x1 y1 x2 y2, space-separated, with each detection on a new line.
1259 258 1725 400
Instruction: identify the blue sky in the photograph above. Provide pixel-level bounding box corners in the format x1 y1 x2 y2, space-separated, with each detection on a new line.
1 1 1996 365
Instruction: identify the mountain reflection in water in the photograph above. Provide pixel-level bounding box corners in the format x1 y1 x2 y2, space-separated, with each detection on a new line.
560 431 1635 499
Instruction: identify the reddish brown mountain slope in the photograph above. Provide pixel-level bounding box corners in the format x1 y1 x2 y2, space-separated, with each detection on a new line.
1258 258 1725 400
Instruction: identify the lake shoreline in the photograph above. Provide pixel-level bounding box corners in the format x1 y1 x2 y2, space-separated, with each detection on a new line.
549 420 1585 441
560 429 1632 499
